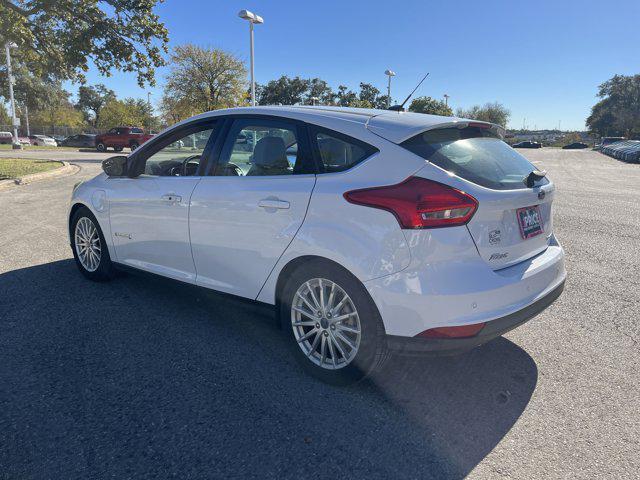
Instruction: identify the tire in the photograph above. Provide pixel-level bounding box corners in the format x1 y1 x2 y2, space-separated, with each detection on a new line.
130 142 139 151
70 207 116 281
96 142 106 152
280 259 388 385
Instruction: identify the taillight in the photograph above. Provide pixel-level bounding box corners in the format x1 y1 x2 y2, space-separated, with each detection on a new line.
344 177 478 229
416 322 486 339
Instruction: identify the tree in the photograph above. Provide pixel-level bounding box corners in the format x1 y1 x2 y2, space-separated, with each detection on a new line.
0 0 168 86
456 102 511 127
358 82 387 109
97 98 150 129
586 74 640 138
306 78 336 105
257 76 309 105
0 102 10 125
76 84 116 127
29 100 83 128
163 44 247 116
337 85 357 107
408 96 453 116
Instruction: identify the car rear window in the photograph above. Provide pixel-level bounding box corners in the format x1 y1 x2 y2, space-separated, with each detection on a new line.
401 126 546 190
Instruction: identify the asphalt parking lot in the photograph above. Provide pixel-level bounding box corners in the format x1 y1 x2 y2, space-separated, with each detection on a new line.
0 148 638 479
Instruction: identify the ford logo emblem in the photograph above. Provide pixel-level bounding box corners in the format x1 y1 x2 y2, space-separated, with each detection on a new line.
537 190 546 200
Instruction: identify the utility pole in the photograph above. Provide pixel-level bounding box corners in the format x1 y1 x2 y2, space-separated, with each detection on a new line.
4 41 22 149
384 70 396 109
24 104 30 136
239 10 264 107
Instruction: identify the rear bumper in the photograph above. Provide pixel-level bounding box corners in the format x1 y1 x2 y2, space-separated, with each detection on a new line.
386 279 564 355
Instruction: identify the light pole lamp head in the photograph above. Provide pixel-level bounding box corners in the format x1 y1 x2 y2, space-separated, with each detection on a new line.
238 10 264 24
5 41 18 49
385 70 396 77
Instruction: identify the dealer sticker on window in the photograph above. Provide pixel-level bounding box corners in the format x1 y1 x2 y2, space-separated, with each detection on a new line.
517 205 544 239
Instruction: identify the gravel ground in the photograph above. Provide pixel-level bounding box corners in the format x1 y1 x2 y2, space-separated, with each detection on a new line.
0 148 638 479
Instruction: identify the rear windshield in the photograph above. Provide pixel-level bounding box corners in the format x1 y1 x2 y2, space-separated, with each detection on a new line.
401 127 545 190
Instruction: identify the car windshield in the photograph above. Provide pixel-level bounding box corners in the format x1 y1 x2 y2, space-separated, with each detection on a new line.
401 126 546 190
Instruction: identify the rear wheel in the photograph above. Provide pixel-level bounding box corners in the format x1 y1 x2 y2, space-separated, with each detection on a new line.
280 260 387 385
96 142 106 152
130 142 139 151
71 207 115 281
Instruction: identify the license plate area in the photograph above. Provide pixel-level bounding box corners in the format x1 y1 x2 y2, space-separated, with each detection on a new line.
516 205 544 239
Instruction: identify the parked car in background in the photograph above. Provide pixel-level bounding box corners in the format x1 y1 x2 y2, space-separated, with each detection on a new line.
59 134 97 148
562 142 588 150
513 141 542 149
594 136 626 150
95 127 154 152
0 131 12 144
29 135 58 147
69 106 565 385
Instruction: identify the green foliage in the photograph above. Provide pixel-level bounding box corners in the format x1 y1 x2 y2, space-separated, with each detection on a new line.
456 102 511 127
586 74 640 137
408 96 453 116
0 0 168 87
255 77 392 109
76 84 116 127
28 100 84 128
337 85 357 107
257 76 309 106
0 102 10 124
358 82 384 108
97 97 157 130
161 44 247 122
306 78 336 105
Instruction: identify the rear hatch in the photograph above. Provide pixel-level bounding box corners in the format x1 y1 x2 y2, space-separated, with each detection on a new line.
400 124 552 269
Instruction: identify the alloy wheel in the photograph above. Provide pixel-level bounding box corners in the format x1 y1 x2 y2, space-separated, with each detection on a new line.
291 278 362 370
74 217 102 272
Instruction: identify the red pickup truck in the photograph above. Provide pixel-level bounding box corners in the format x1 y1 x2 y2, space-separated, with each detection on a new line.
95 127 154 152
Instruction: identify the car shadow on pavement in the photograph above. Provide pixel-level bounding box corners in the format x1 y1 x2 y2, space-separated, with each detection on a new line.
0 260 538 479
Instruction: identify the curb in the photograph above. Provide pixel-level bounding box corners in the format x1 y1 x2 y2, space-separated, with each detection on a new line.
0 161 79 191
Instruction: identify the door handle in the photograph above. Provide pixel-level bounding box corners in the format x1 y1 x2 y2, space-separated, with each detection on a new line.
161 193 182 203
258 199 290 210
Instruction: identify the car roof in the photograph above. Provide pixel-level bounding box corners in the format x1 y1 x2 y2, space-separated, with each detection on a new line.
186 106 503 144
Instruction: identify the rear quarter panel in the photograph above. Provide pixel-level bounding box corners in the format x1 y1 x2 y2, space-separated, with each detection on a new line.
256 140 427 304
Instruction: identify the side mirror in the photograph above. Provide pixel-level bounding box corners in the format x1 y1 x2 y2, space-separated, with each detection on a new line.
101 155 128 177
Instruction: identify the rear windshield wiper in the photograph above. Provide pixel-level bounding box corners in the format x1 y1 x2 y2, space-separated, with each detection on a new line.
524 170 546 188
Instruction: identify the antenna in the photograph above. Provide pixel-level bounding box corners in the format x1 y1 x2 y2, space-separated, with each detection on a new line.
388 73 430 111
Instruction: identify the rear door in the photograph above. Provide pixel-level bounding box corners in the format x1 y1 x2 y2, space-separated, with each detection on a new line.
402 125 553 269
189 116 317 299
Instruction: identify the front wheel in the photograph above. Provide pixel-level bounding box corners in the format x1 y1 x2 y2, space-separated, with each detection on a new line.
96 142 106 152
71 207 116 281
129 142 139 151
280 260 388 385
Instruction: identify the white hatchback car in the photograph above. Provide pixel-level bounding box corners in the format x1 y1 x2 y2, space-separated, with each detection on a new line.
69 106 566 384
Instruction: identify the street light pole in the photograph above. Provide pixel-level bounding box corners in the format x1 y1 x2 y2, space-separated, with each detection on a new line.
443 94 450 107
238 10 263 107
4 42 22 149
384 69 395 109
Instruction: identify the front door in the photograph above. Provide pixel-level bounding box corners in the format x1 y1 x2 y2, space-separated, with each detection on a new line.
190 117 317 299
107 121 218 283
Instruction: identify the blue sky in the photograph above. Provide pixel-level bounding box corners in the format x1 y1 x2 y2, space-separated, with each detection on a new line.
72 0 639 130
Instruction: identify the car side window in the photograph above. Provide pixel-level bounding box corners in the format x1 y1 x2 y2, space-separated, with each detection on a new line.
107 128 117 134
213 119 311 176
134 123 216 177
313 130 378 173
